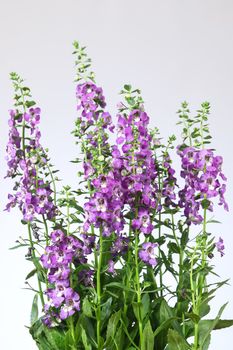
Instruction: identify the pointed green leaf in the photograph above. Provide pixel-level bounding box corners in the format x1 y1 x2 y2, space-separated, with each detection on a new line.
199 303 228 347
81 327 92 350
106 310 121 345
82 297 92 317
167 329 190 350
142 320 154 350
153 317 178 338
30 294 38 325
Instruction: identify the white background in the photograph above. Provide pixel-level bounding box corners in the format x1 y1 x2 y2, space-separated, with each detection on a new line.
0 0 233 348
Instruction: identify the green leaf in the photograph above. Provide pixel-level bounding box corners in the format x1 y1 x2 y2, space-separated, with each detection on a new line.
106 310 121 345
124 84 132 92
64 329 74 350
44 328 66 350
76 314 96 346
185 312 200 324
202 334 211 350
159 300 181 334
167 329 190 350
132 302 140 321
199 301 211 318
82 297 92 317
25 100 36 108
114 325 125 350
153 317 178 338
207 219 221 224
199 303 228 347
141 294 150 320
142 320 154 350
81 327 92 350
9 243 29 250
212 319 233 330
30 294 38 325
101 297 112 322
106 282 136 293
26 268 37 280
181 229 189 248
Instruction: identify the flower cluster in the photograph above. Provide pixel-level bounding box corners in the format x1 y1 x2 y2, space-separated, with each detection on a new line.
75 82 114 179
5 106 57 222
113 109 157 232
41 230 83 326
177 147 228 225
5 109 22 178
84 173 125 238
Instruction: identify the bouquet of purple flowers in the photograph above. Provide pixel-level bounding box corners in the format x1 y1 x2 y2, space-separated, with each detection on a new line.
4 41 233 350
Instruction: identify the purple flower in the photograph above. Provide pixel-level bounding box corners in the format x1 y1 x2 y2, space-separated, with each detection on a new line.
139 242 158 267
60 288 80 320
132 208 154 235
216 237 225 257
107 260 116 274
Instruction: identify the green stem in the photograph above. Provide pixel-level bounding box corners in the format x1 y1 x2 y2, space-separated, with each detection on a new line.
124 219 132 315
194 208 207 350
65 189 75 343
42 214 49 246
190 247 199 350
20 86 26 155
97 226 103 349
171 214 184 320
47 163 57 206
158 211 163 297
157 170 164 297
28 223 45 306
134 230 143 348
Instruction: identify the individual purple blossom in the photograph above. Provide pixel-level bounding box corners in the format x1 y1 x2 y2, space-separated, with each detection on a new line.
132 208 154 235
111 235 129 257
59 288 80 320
139 242 158 267
107 260 116 274
78 269 94 287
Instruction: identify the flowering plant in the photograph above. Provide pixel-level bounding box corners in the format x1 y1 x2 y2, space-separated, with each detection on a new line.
5 42 233 350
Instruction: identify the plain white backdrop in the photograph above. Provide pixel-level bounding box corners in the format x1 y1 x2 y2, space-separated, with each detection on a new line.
0 0 233 348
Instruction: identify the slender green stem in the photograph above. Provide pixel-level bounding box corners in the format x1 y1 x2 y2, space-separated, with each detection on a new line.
28 223 45 306
171 214 184 320
190 247 199 350
42 214 49 246
19 86 26 155
65 189 75 343
134 230 143 348
191 208 207 350
158 211 163 297
124 219 132 315
157 170 164 297
97 226 103 349
46 162 57 206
